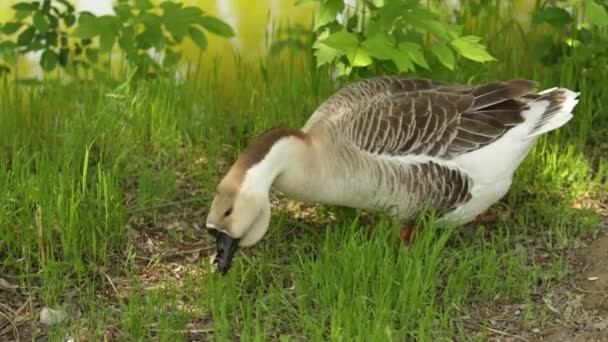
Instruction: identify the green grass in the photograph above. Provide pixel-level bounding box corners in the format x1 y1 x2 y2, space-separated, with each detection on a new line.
1 5 607 341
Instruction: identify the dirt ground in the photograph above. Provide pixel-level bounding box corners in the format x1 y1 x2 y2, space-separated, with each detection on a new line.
531 233 608 342
473 226 608 342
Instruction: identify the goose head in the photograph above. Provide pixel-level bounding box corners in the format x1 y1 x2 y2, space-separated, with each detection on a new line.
206 177 271 274
205 127 310 274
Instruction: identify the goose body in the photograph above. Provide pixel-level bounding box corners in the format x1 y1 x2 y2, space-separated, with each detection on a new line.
274 76 578 224
206 76 579 273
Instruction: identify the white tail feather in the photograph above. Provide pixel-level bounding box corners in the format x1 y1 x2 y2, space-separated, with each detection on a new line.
524 88 579 139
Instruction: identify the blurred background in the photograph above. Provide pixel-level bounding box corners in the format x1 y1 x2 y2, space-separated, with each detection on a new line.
0 0 571 86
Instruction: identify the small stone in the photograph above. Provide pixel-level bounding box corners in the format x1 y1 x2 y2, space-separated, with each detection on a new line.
39 307 67 325
532 328 540 333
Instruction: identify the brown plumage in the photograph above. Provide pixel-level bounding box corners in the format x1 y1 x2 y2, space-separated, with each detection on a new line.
305 76 539 159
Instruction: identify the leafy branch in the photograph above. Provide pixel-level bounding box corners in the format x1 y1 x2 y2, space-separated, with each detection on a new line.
304 0 496 77
0 0 234 79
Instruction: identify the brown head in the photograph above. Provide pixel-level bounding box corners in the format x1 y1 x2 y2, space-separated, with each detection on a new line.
206 127 308 274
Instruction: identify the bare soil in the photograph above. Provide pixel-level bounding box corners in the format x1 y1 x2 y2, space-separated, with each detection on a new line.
533 233 608 342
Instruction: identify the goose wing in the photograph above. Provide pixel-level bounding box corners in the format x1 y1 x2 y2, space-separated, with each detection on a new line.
305 76 538 159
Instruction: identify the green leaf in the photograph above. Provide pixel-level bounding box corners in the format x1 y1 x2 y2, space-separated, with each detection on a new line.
188 26 208 50
0 41 18 53
48 15 59 29
41 0 50 13
97 15 120 52
314 0 344 30
33 11 50 33
161 3 191 41
17 27 36 46
137 26 163 49
431 44 455 70
391 52 414 72
335 61 352 76
313 41 341 67
398 42 429 69
163 49 181 67
586 0 608 28
85 48 98 63
96 16 121 51
348 47 372 67
135 0 153 11
532 7 572 27
45 31 58 46
319 29 371 67
99 31 115 51
118 26 136 53
12 2 38 12
450 35 495 62
114 3 133 20
140 12 162 28
2 22 22 35
63 14 76 27
73 12 99 39
404 9 451 41
199 16 234 37
58 47 68 66
361 34 396 60
182 6 204 22
320 30 358 51
40 49 58 71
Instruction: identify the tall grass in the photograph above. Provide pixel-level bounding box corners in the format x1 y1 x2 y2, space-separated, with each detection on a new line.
1 2 607 340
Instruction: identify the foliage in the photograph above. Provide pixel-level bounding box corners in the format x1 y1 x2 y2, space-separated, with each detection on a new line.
302 0 495 77
531 0 608 67
0 0 234 79
0 0 79 75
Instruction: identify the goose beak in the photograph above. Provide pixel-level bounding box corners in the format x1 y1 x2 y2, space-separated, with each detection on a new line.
213 231 240 274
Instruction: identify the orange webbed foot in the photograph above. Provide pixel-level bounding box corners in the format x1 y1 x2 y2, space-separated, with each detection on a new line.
399 225 417 245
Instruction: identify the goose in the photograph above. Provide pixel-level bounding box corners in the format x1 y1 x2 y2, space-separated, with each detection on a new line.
205 76 579 274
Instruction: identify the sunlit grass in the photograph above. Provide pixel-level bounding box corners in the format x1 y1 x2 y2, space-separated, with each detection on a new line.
1 5 607 340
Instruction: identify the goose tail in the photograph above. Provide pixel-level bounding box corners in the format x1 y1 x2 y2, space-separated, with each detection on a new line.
524 88 579 139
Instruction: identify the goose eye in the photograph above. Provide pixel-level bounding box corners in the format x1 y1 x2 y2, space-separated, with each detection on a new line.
224 208 232 217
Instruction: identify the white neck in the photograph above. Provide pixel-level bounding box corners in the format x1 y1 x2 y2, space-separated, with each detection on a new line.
240 137 317 197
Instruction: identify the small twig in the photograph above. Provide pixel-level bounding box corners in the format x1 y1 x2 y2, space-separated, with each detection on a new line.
469 321 528 341
570 282 608 294
100 270 119 297
150 328 214 334
127 198 201 214
160 246 214 259
0 306 19 342
35 205 46 266
184 328 214 334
